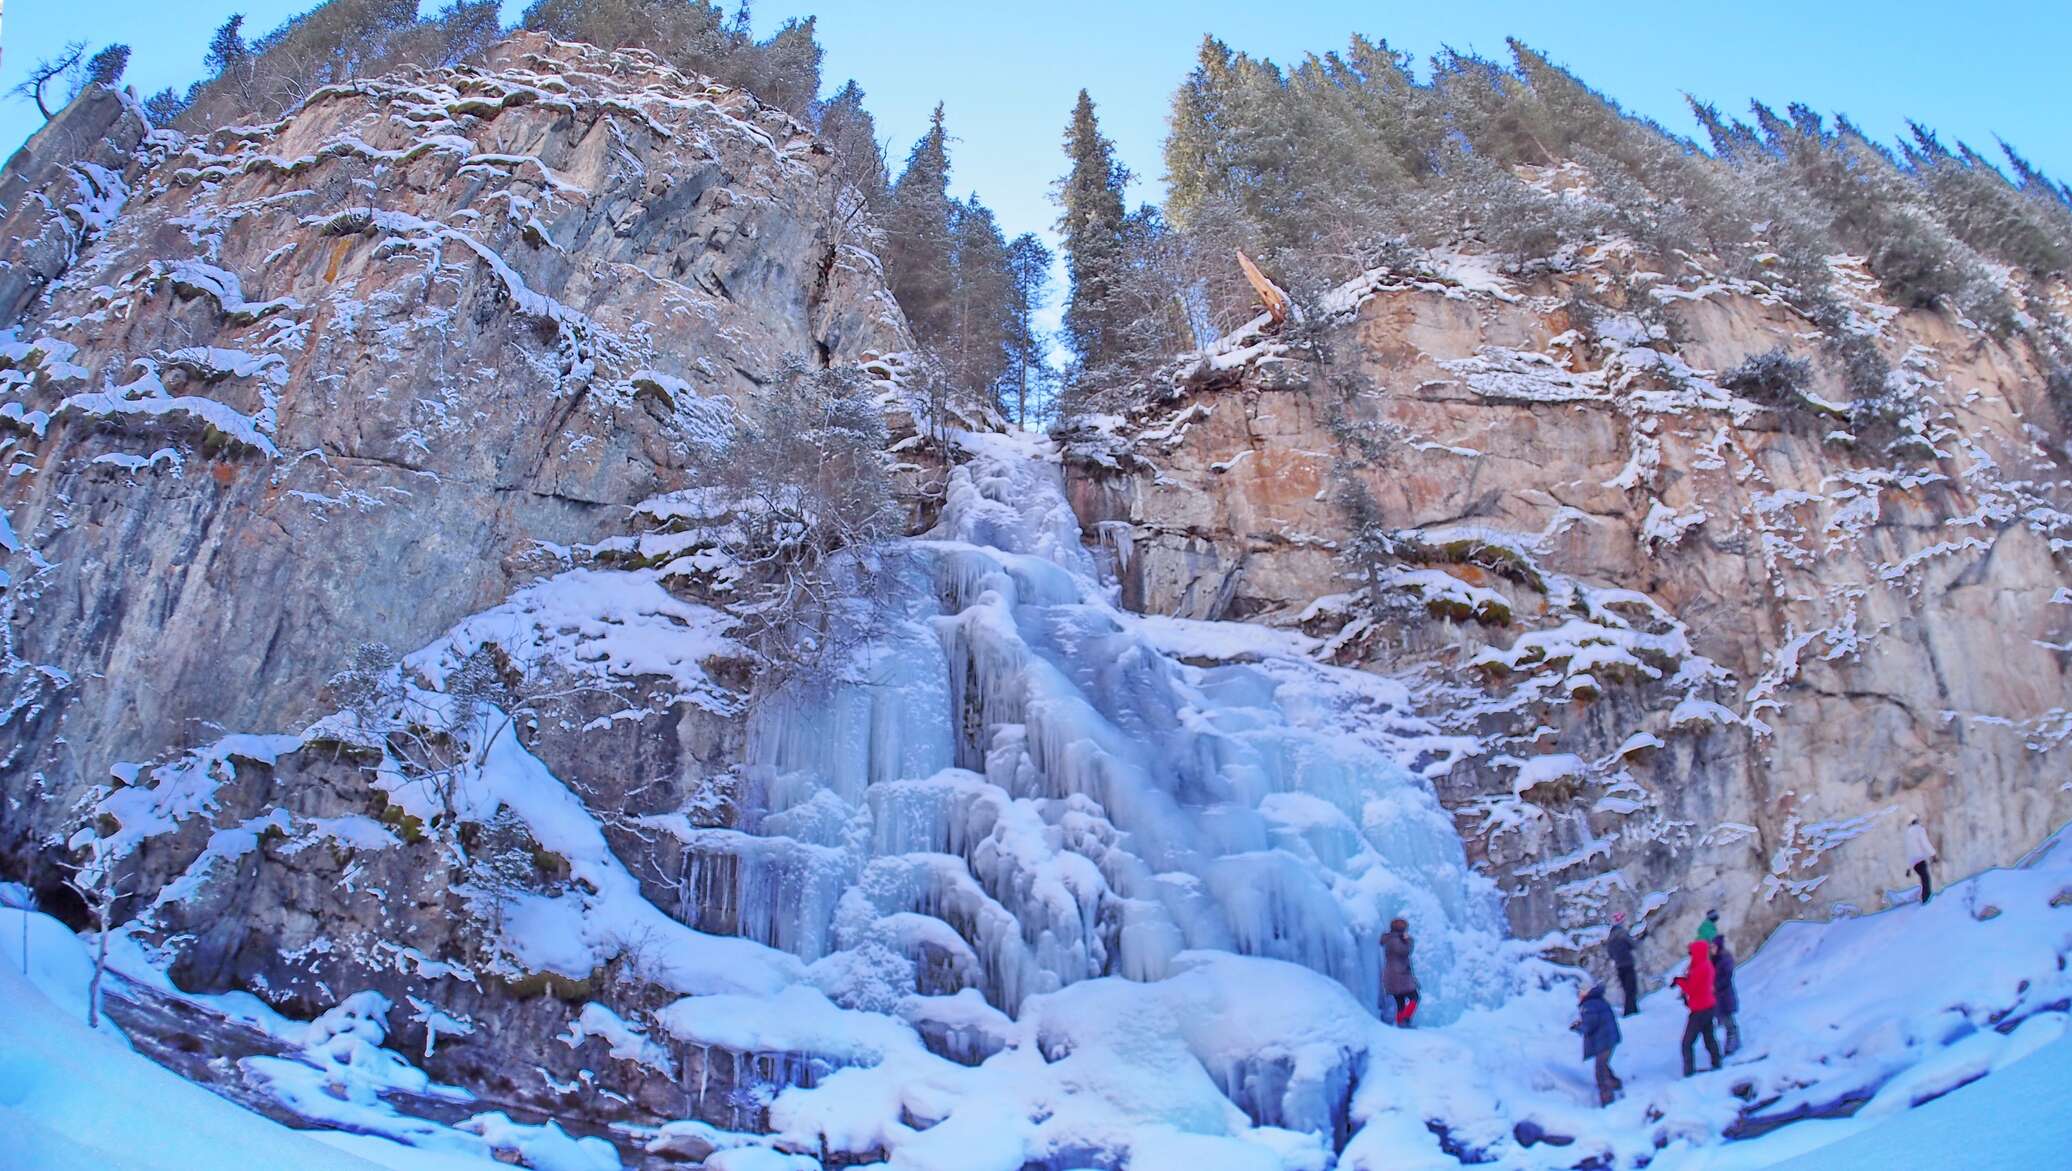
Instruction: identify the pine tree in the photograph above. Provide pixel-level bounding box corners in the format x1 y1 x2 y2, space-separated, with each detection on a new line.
1750 102 1980 311
755 16 822 118
814 79 889 209
882 104 958 351
1430 47 1560 168
1339 34 1435 179
142 88 189 126
204 15 250 76
524 0 752 93
2000 139 2072 209
1283 47 1406 242
414 1 504 66
1118 204 1194 354
1210 50 1297 236
875 111 1030 418
1163 37 1233 229
1100 27 2072 426
945 194 1013 400
84 45 131 89
171 1 503 129
1003 233 1055 426
1903 125 2072 278
1331 471 1397 623
1057 89 1131 376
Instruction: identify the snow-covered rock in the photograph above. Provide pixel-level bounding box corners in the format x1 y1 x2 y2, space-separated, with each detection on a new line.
0 29 904 1126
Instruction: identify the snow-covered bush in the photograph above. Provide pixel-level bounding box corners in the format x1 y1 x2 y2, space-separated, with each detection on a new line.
680 356 899 683
1719 346 1838 422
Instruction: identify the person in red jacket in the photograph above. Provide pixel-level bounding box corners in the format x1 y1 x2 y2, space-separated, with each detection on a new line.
1675 939 1723 1076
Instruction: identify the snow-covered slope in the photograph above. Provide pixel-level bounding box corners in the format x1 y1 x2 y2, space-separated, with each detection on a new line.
1 908 496 1171
1764 1033 2072 1171
6 811 2068 1169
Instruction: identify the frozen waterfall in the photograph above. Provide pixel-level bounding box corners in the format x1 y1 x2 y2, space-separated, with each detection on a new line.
700 429 1505 1025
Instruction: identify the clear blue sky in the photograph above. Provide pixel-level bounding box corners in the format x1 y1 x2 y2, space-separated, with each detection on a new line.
3 1 2067 327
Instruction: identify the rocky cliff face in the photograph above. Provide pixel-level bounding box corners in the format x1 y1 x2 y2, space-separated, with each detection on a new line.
0 83 150 325
1064 245 2072 964
1 32 902 846
0 32 909 1128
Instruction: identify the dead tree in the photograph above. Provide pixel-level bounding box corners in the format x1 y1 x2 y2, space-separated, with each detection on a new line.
1237 248 1292 325
60 837 128 1030
11 41 89 121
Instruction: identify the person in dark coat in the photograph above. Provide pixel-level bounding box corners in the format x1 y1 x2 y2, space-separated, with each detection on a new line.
1605 912 1639 1017
1711 936 1740 1056
1674 939 1723 1076
1381 918 1419 1027
1575 983 1623 1106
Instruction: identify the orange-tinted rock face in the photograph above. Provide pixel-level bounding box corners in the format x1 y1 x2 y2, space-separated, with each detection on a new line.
1065 253 2072 959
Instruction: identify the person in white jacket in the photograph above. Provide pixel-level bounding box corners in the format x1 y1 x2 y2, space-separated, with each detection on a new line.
1905 817 1938 904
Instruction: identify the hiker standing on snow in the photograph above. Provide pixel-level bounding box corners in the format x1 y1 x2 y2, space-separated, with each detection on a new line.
1674 940 1723 1076
1605 913 1639 1017
1382 918 1419 1027
1711 935 1740 1056
1696 908 1720 943
1575 982 1623 1106
1906 817 1938 904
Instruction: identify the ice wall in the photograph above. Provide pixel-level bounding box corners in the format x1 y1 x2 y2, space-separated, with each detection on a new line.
713 430 1506 1023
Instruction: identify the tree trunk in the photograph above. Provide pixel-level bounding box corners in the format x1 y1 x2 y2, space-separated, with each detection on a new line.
87 907 109 1029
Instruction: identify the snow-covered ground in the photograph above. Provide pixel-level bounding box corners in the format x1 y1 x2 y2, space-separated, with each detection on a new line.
6 823 2069 1170
0 908 530 1171
1764 1031 2072 1171
1399 824 2072 1170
